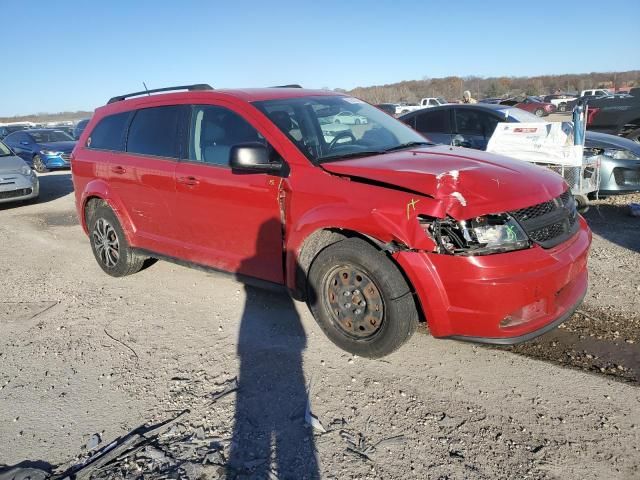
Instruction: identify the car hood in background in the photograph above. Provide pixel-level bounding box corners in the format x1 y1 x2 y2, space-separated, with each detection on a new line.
38 141 77 153
321 145 566 219
585 131 640 155
0 155 29 174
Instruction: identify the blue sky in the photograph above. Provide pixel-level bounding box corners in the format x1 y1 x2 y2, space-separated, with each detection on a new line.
1 0 638 116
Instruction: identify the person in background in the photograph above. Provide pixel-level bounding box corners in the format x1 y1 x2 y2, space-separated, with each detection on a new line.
462 90 477 104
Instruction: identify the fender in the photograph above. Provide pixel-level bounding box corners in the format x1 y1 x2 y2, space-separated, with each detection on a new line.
79 179 136 244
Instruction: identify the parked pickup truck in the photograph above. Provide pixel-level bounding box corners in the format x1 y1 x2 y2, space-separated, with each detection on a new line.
587 87 640 143
395 97 447 115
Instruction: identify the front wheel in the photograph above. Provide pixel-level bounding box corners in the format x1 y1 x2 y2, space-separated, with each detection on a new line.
574 194 590 214
33 155 49 173
88 204 147 277
534 108 545 117
307 238 419 358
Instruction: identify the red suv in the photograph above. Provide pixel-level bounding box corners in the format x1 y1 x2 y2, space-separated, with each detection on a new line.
71 84 591 358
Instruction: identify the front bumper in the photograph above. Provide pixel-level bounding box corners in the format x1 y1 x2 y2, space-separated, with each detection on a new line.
394 217 591 342
598 157 640 194
42 154 71 169
0 174 39 204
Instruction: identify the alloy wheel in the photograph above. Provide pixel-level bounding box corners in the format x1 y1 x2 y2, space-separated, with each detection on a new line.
92 218 120 268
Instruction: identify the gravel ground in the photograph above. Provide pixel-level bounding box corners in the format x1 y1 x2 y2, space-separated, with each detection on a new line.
0 172 639 480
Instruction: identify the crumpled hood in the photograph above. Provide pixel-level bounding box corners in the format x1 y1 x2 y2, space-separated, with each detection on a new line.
321 145 567 219
0 154 29 174
39 141 76 153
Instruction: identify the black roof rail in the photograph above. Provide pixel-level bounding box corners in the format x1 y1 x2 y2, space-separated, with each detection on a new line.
107 84 214 104
270 84 302 88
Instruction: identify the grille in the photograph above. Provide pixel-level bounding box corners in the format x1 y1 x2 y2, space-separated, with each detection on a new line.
61 153 71 161
510 191 579 248
0 188 32 199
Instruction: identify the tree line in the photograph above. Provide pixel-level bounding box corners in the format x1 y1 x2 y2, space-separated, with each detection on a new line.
344 70 640 104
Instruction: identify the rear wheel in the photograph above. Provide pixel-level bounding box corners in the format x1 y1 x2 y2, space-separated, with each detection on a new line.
88 204 146 277
574 194 590 214
534 108 545 117
33 155 49 173
558 103 567 112
307 238 419 358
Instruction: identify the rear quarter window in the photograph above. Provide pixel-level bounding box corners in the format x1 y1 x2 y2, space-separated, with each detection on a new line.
87 112 131 151
126 106 183 158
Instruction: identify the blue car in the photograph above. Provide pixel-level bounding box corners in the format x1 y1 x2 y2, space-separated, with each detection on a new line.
3 128 76 172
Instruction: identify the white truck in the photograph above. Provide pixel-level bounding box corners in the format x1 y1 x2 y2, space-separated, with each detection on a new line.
395 97 447 115
580 89 611 98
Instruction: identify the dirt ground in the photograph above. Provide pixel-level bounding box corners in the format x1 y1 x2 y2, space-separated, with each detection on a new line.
0 172 639 480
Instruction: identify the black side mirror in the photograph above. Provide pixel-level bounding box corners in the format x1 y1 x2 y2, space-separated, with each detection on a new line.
229 143 282 174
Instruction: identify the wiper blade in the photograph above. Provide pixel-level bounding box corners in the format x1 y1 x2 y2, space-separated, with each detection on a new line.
384 141 433 152
317 150 386 163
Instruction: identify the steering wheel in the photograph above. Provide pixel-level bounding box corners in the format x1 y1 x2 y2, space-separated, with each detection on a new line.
328 131 356 150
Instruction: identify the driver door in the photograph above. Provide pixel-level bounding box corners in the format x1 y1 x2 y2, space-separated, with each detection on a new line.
173 103 285 283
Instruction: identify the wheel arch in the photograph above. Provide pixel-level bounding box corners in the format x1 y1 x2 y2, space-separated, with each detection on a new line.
290 227 427 324
80 182 136 243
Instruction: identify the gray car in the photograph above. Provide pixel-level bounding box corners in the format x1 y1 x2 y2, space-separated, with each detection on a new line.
0 141 39 204
399 103 640 195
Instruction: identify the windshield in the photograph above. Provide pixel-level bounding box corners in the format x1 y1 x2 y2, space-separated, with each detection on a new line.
30 130 74 143
253 95 431 163
498 108 545 123
0 141 12 156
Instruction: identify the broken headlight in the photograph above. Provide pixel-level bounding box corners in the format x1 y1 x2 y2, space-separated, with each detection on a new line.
422 214 530 256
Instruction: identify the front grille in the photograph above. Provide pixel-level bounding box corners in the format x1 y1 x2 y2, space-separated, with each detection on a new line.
0 188 32 199
510 191 579 248
60 153 71 161
613 167 640 186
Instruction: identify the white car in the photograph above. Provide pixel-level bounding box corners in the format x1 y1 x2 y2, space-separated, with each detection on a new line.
395 97 447 115
0 141 39 204
332 111 368 125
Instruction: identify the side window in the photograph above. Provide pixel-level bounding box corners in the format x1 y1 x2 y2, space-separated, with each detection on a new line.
400 115 416 129
454 110 485 135
189 105 264 166
415 110 450 133
428 99 438 106
127 106 182 158
87 112 130 151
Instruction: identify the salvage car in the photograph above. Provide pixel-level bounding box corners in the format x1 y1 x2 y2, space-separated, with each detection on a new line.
72 84 591 358
587 88 640 143
3 128 76 173
399 103 640 195
0 124 30 140
0 140 39 204
498 96 556 117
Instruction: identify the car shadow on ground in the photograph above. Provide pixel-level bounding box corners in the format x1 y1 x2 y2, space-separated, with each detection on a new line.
0 460 53 479
583 202 640 253
0 171 73 212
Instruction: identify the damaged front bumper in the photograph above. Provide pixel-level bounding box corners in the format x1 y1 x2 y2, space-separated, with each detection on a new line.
394 216 591 343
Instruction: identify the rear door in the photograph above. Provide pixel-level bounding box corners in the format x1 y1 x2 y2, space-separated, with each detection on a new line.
110 105 188 254
173 103 284 283
6 132 33 163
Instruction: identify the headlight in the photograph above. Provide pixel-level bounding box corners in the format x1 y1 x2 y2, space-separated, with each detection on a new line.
20 165 33 176
40 150 62 156
603 148 640 160
422 213 530 256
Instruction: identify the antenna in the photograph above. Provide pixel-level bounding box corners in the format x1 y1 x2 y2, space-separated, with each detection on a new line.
143 82 150 96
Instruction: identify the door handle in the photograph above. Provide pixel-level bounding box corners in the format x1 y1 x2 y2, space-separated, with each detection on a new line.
177 176 200 186
111 166 126 174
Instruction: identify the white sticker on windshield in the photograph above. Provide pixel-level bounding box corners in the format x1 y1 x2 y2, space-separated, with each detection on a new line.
343 97 365 104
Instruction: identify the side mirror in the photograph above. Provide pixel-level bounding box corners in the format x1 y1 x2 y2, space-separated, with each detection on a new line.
229 143 282 174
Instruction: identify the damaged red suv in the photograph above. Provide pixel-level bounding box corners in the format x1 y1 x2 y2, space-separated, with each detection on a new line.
71 85 591 358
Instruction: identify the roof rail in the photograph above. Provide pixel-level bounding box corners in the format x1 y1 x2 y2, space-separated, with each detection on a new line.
107 84 214 104
270 84 303 88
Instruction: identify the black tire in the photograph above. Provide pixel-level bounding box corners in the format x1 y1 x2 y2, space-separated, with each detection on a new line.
574 194 589 214
88 204 146 277
558 103 567 112
307 238 418 358
625 127 640 144
534 108 545 117
33 155 49 173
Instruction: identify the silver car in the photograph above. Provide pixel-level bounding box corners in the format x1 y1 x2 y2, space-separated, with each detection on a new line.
0 141 39 204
